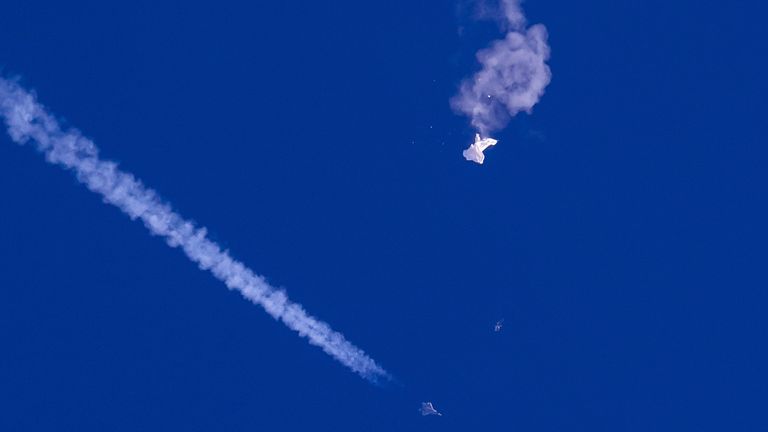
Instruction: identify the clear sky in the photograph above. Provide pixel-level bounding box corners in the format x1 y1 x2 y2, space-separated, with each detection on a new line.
1 0 766 430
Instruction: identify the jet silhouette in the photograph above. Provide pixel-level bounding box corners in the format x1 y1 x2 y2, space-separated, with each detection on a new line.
420 402 442 416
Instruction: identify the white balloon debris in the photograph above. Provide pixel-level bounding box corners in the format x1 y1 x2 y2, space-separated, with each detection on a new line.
463 133 498 164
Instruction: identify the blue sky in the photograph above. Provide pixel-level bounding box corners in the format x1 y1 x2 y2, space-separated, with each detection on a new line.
1 0 767 430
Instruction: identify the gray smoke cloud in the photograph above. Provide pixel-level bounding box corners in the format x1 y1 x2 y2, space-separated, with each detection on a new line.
452 0 551 135
0 77 388 384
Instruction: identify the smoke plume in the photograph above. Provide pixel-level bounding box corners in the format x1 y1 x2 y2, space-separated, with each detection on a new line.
452 0 551 135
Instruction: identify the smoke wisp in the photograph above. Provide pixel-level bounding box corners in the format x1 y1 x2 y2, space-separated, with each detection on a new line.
0 78 389 384
452 0 551 136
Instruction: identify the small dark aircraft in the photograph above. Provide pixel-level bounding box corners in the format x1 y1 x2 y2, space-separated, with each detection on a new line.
494 319 505 332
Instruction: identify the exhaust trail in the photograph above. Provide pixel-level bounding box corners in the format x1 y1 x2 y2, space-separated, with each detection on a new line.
0 77 388 384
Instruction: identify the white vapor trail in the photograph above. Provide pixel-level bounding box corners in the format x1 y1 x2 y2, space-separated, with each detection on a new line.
0 78 388 383
452 0 551 136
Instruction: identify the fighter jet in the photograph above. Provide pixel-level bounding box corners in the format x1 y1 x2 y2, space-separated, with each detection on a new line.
463 133 498 164
420 402 442 416
494 319 505 332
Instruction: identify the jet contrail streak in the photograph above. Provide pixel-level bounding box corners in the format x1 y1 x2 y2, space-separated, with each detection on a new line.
0 78 388 383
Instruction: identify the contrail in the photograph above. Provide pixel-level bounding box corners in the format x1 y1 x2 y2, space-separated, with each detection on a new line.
452 0 551 162
0 77 388 384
